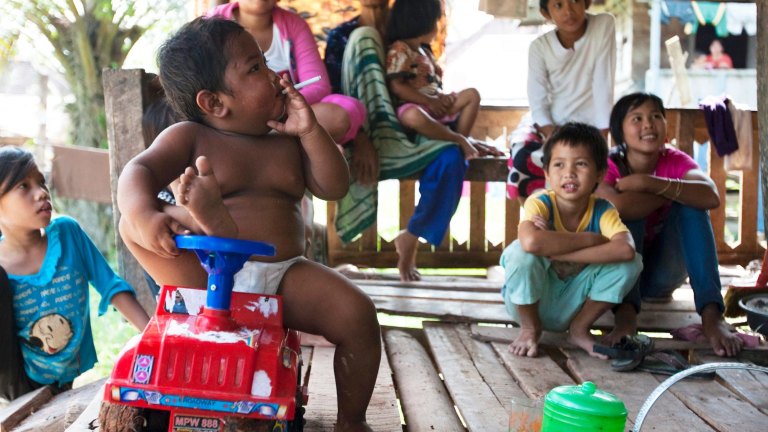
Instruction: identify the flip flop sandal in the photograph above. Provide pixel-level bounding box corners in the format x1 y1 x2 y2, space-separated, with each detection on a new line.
593 334 655 372
636 349 716 379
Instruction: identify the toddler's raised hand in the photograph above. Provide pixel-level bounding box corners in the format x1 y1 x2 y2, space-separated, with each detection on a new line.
267 75 317 137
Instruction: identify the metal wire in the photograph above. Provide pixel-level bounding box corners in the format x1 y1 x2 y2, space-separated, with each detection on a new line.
633 362 768 432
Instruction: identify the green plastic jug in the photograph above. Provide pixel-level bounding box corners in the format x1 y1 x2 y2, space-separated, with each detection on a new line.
541 381 627 431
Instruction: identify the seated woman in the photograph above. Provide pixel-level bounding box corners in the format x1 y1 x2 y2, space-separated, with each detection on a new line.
596 92 743 357
325 0 501 281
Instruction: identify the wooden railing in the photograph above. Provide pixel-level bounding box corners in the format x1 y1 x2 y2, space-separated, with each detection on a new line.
325 107 764 268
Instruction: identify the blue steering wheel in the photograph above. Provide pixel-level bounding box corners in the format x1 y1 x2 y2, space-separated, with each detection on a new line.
175 235 276 311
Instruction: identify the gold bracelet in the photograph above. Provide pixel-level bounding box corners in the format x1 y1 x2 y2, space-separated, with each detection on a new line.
656 178 672 196
671 178 683 200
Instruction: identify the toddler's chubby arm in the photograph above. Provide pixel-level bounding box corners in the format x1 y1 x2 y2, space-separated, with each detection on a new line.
550 231 636 264
269 76 350 200
518 218 607 257
117 124 201 258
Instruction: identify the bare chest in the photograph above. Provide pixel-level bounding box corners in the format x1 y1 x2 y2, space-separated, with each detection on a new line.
192 137 306 200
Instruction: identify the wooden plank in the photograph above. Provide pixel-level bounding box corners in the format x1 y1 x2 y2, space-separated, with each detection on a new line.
505 198 519 247
50 145 111 204
399 180 415 231
13 379 106 432
370 296 701 330
303 344 401 431
654 370 768 432
384 330 464 431
402 157 509 182
370 295 510 323
563 349 714 431
360 281 698 313
693 353 768 416
360 284 502 303
491 340 575 400
64 384 104 431
471 325 768 352
423 322 510 431
354 278 502 291
454 325 529 411
0 386 53 432
103 68 156 315
469 182 486 251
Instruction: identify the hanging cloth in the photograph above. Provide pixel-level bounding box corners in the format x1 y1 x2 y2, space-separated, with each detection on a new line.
726 3 757 36
661 0 696 26
691 1 729 37
699 95 738 158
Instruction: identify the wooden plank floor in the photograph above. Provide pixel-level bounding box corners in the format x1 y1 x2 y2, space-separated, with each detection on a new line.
7 273 768 431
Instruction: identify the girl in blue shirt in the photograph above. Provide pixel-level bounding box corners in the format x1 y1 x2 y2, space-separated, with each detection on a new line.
0 146 149 401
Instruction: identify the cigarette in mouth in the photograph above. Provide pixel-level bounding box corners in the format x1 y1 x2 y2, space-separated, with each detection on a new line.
282 76 321 94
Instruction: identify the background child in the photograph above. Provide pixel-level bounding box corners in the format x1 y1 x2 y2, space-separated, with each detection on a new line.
500 123 642 358
385 0 481 160
596 92 743 357
117 18 381 430
0 146 149 401
324 3 501 281
507 0 615 201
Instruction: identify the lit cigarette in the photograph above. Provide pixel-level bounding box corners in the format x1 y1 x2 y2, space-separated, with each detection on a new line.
282 76 321 94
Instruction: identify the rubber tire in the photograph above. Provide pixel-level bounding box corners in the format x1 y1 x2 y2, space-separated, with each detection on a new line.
98 402 149 432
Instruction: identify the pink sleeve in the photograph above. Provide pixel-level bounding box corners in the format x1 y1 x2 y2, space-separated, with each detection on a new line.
274 7 331 104
207 2 236 18
603 158 621 185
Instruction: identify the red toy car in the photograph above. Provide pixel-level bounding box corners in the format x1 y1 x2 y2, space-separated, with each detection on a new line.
99 236 306 431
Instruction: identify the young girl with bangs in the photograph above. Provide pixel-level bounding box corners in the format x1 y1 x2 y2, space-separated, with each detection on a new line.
596 92 742 357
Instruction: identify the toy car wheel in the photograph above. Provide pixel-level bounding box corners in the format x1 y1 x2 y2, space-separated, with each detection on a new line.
99 402 148 432
222 417 276 432
287 405 305 431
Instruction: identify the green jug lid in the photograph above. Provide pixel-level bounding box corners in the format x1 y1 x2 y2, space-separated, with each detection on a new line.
545 381 627 417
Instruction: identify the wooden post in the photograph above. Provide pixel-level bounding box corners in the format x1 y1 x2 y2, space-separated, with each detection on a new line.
103 69 156 315
759 0 768 237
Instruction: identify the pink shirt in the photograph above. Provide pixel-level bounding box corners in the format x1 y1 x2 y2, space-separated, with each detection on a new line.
208 3 332 104
604 145 699 242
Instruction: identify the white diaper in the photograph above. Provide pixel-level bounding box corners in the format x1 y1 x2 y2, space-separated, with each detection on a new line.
232 256 305 295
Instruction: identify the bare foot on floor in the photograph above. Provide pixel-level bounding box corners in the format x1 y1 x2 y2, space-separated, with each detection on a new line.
702 304 743 357
394 230 421 281
509 327 541 357
176 156 238 238
602 303 638 346
568 328 608 360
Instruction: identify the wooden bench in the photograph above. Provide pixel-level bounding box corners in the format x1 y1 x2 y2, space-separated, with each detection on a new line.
325 107 764 269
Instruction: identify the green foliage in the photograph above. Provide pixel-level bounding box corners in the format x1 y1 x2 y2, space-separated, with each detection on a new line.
0 0 185 148
74 285 143 387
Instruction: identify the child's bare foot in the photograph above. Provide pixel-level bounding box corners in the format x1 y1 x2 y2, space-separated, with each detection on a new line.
603 303 637 346
176 156 238 238
509 327 541 357
568 326 608 360
457 136 479 160
701 304 743 357
394 230 420 281
468 136 505 157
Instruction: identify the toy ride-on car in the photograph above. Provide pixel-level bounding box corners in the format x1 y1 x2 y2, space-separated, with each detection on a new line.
99 235 307 432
